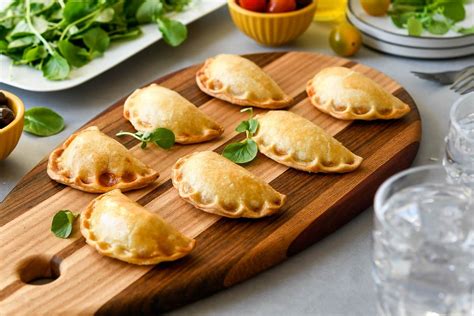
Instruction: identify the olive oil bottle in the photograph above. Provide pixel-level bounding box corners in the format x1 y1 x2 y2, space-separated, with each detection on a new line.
313 0 347 22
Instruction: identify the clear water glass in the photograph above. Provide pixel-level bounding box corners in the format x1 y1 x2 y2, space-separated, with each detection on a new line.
444 93 474 187
373 165 473 316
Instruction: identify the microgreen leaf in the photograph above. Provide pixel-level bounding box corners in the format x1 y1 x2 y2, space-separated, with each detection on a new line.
156 16 187 47
235 121 250 133
136 0 163 23
51 210 78 239
58 40 89 67
24 106 65 136
222 107 260 164
42 53 70 80
116 128 175 149
83 27 110 54
407 16 423 36
223 139 258 164
22 45 47 63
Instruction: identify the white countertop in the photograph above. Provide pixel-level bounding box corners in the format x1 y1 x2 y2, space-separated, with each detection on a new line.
1 6 472 315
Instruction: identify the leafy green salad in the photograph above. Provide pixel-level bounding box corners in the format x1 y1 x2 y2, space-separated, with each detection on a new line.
389 0 474 36
0 0 190 80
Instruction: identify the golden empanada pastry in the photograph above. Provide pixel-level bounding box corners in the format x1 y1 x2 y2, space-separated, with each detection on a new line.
306 67 411 120
253 111 363 173
196 54 292 109
124 84 224 144
81 189 195 265
47 126 158 193
172 151 286 218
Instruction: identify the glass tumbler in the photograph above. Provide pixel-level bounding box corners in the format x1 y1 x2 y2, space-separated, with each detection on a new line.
373 165 473 316
444 93 474 187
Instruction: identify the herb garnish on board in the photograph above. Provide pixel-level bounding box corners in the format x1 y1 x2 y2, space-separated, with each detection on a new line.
222 108 259 164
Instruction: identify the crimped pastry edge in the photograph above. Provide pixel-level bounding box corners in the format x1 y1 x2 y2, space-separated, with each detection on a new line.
80 190 196 265
47 127 159 193
171 152 287 219
195 58 293 110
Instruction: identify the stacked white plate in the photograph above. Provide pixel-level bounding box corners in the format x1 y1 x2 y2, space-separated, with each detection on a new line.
347 0 474 59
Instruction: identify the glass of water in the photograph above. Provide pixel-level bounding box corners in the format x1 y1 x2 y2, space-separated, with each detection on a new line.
373 165 473 316
444 93 474 187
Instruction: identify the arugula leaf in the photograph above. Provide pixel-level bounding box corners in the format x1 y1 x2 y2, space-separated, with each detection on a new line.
42 52 70 80
51 210 78 239
223 139 258 164
24 106 65 136
156 16 187 47
83 27 110 54
58 40 89 67
116 127 175 149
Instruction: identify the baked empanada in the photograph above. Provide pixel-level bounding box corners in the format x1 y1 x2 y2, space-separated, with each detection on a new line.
124 84 224 144
253 111 362 173
306 67 411 120
196 54 292 109
172 151 286 218
80 189 195 265
47 126 158 193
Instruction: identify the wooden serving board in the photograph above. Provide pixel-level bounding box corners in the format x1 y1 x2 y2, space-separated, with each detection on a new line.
0 52 421 315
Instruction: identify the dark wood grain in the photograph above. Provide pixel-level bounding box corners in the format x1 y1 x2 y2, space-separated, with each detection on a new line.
0 52 421 315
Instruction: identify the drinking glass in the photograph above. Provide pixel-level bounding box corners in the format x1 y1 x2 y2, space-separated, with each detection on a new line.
444 93 474 188
373 165 473 316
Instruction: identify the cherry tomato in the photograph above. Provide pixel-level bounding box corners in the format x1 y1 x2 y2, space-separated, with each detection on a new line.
238 0 266 12
360 0 390 16
329 23 362 57
267 0 297 13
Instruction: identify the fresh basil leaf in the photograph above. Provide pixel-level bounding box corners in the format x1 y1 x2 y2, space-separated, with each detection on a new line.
235 120 250 133
136 0 163 23
149 127 175 149
58 40 89 67
24 106 65 136
407 16 423 36
51 210 77 239
156 16 187 47
223 139 258 164
22 45 47 63
42 53 70 80
83 27 110 54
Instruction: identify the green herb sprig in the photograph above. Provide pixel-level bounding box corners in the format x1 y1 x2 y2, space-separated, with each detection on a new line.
222 108 259 164
0 0 190 80
389 0 473 36
51 210 78 239
24 106 65 136
116 127 175 149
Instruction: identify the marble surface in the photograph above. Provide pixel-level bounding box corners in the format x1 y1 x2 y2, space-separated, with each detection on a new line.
1 6 472 315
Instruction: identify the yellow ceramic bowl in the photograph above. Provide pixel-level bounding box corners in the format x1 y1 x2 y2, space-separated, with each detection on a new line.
0 90 24 160
228 0 317 46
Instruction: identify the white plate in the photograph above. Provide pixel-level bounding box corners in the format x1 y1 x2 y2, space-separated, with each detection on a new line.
0 0 226 92
358 29 474 59
348 0 474 49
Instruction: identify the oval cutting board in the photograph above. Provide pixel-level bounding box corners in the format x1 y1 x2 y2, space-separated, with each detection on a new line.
0 52 421 315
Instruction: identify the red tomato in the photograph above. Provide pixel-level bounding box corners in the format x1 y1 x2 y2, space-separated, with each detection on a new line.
238 0 267 12
267 0 297 13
